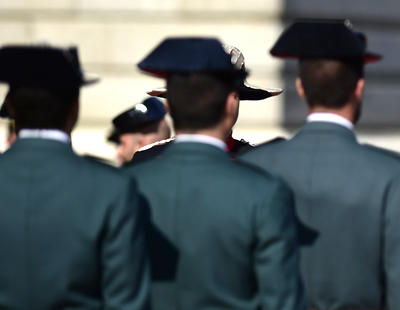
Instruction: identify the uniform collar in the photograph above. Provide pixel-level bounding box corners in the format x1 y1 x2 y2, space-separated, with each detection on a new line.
175 134 226 151
306 112 354 131
19 129 70 143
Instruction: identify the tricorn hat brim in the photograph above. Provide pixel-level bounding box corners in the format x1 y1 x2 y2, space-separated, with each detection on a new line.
147 85 283 101
81 73 100 86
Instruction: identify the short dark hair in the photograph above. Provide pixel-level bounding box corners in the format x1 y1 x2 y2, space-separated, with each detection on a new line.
8 86 79 131
166 72 238 131
299 59 364 108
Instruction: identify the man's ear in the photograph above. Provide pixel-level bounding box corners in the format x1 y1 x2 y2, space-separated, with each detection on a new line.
65 98 79 134
354 78 365 101
296 77 306 100
225 91 240 118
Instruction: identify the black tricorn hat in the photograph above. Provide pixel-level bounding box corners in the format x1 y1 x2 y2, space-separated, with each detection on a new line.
270 19 381 63
0 45 98 87
0 45 98 118
112 97 166 134
147 44 283 101
138 37 245 79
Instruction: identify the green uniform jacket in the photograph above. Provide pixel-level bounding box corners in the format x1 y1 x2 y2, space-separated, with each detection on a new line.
125 141 305 310
240 122 400 309
0 138 150 310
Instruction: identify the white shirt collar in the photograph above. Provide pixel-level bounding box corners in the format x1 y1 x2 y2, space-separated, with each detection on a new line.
19 129 70 143
306 112 354 131
175 134 226 151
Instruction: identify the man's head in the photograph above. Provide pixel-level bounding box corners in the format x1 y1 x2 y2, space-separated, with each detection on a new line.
110 97 170 164
7 86 80 133
0 45 97 134
146 44 283 133
166 72 240 132
138 37 245 137
270 19 381 123
116 118 170 164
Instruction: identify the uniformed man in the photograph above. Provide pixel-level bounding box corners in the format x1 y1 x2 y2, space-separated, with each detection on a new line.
107 97 170 164
0 45 149 309
241 19 400 309
141 44 284 159
125 37 304 310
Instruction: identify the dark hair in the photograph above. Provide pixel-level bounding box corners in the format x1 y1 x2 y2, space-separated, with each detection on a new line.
299 59 364 108
8 86 79 131
166 72 238 130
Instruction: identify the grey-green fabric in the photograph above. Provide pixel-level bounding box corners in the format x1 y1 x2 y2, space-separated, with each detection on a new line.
125 141 305 310
240 121 400 309
0 138 150 310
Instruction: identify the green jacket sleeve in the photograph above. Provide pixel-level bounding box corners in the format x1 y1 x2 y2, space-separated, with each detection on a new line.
101 178 150 310
255 180 305 310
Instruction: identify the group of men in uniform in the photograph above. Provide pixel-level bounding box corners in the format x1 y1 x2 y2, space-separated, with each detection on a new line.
0 18 398 310
108 44 283 164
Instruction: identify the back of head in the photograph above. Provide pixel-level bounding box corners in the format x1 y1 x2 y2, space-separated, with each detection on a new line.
137 37 245 131
270 19 381 109
8 86 79 131
299 59 363 108
167 72 237 131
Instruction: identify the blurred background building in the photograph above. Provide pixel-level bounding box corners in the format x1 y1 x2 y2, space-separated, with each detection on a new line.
0 0 399 161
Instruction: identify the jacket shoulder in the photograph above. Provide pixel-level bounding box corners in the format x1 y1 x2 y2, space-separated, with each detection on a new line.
230 157 291 192
126 138 173 166
79 154 133 188
240 136 286 160
363 144 400 160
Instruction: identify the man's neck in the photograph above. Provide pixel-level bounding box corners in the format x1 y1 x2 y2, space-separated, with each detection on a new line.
308 106 355 124
175 128 227 142
18 128 70 143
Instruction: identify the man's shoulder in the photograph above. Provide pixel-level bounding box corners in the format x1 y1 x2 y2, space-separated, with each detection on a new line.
226 156 291 196
362 144 400 160
77 154 134 189
356 143 400 172
240 137 286 160
127 138 174 166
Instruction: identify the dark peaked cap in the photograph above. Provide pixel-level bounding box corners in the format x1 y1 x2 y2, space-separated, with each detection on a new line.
270 19 381 63
0 45 98 87
112 97 166 134
138 37 244 78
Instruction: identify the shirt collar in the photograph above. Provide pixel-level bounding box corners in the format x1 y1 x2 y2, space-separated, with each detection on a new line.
19 129 70 143
175 134 226 151
306 112 354 131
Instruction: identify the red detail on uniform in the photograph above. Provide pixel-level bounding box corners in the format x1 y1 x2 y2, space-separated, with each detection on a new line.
226 134 236 153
